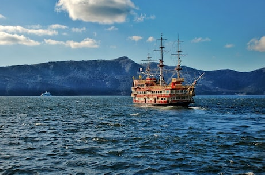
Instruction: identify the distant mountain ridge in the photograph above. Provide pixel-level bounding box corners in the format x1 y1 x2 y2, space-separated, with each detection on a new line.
0 56 264 96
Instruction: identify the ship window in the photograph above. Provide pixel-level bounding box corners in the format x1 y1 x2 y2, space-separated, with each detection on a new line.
166 90 169 94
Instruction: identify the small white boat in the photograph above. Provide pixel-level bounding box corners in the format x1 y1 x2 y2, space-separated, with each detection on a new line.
41 91 52 96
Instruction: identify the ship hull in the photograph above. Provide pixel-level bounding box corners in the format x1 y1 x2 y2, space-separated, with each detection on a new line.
133 101 193 107
133 98 194 107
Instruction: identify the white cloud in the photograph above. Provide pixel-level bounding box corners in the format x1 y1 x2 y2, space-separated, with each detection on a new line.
106 26 118 31
45 38 99 48
0 14 5 19
28 25 42 29
150 15 156 20
0 25 57 36
0 32 40 46
134 13 146 22
224 44 235 48
147 36 155 42
44 39 65 45
191 37 211 43
66 38 99 48
49 24 68 29
128 36 143 42
134 13 156 22
55 0 136 24
247 36 265 52
72 27 86 33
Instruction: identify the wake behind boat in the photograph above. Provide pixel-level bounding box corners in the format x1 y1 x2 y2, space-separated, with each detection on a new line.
131 34 204 107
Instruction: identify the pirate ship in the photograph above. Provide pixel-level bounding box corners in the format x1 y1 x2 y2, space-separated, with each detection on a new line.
131 34 204 106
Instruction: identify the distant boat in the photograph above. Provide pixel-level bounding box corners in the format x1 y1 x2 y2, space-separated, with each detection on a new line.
41 91 52 96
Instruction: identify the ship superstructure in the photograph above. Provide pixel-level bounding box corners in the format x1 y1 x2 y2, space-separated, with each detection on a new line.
131 34 203 106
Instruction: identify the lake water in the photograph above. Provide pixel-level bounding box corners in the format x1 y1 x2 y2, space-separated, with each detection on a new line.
0 95 264 174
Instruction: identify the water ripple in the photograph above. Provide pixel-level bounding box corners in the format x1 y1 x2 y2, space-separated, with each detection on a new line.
0 95 264 174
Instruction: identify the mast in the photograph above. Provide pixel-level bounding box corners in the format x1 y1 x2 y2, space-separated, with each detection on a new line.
155 33 167 86
141 53 153 78
172 35 183 79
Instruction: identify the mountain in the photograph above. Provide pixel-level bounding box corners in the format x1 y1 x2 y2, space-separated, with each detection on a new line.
0 56 264 96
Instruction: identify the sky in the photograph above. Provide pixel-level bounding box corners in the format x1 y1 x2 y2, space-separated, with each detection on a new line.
0 0 264 71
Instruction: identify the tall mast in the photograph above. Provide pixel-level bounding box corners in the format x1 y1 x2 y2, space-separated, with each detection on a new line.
155 33 167 86
141 53 153 78
172 35 183 78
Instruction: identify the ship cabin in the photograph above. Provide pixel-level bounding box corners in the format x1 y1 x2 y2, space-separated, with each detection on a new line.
131 77 195 106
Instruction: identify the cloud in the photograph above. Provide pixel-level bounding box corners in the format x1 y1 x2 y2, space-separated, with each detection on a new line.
147 36 155 42
134 13 156 22
49 24 68 29
44 39 65 45
44 38 99 48
128 36 143 42
66 38 99 48
28 25 42 29
0 25 57 36
247 36 265 52
55 0 136 24
72 27 86 33
224 44 235 48
191 37 211 43
0 14 5 19
0 32 40 46
106 26 118 31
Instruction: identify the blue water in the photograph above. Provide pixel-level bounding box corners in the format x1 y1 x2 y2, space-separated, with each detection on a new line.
0 95 264 174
